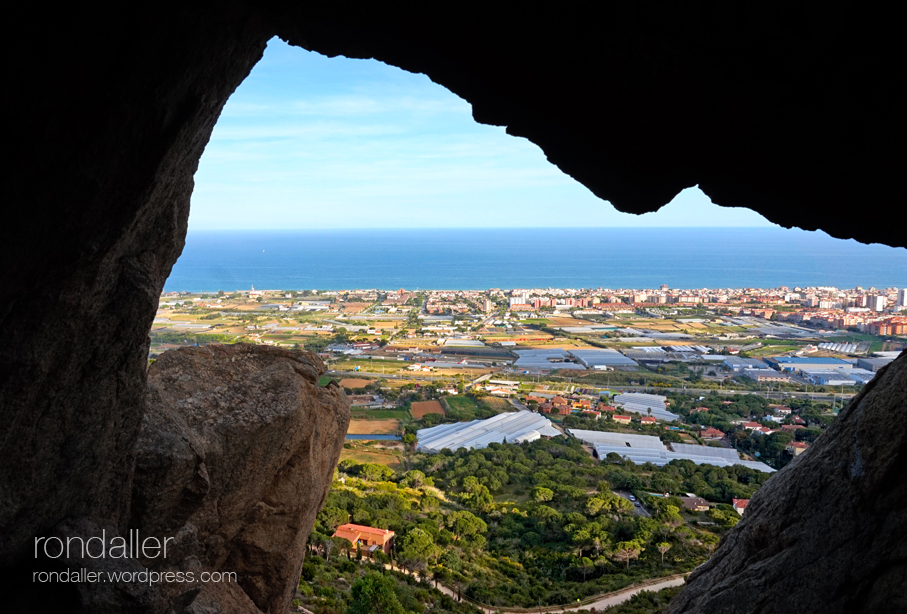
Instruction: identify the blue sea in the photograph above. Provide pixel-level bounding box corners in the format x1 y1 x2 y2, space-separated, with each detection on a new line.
163 228 906 292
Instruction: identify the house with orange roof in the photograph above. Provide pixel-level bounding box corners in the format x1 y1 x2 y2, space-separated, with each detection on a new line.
786 441 810 456
700 427 725 440
332 523 395 555
612 415 632 424
639 416 657 426
733 498 750 516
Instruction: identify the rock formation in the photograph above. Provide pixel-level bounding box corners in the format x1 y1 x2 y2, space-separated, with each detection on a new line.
666 351 907 614
1 3 905 613
135 344 349 613
13 345 348 614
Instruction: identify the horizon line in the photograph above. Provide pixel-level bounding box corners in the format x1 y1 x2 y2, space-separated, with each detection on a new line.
186 225 782 231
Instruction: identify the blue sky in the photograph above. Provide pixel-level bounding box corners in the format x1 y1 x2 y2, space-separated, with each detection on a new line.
189 37 773 230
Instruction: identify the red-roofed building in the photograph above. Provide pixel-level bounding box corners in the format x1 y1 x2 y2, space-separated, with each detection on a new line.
332 523 395 555
742 422 762 430
781 425 805 432
639 416 657 425
733 498 750 516
786 441 810 456
700 427 725 440
582 410 601 420
598 404 617 412
690 407 710 413
613 415 632 424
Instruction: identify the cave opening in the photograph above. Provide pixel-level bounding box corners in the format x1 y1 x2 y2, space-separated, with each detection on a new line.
3 9 906 613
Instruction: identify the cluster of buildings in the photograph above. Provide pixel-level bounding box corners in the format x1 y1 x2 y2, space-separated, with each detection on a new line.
498 285 906 314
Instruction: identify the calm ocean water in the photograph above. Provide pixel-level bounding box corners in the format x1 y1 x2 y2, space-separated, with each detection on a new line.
163 228 906 292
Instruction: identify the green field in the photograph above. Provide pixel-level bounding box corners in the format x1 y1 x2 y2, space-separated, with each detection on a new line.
350 408 410 420
339 444 404 472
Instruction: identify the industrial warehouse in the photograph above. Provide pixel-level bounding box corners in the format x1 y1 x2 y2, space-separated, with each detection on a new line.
416 410 561 453
567 429 776 473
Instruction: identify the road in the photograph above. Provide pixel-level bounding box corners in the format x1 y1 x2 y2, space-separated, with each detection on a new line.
606 384 854 403
393 565 684 614
616 490 651 517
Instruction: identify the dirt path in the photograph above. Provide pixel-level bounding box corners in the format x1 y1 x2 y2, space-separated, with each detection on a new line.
397 567 685 614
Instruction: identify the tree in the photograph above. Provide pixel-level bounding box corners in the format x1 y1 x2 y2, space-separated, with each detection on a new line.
347 572 405 614
659 505 683 529
462 483 494 513
403 469 426 488
532 486 554 502
656 542 672 564
318 506 348 531
361 463 395 482
399 528 436 569
449 510 487 540
611 540 644 570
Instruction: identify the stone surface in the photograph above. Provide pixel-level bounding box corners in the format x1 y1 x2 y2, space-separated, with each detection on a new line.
666 351 907 614
1 3 905 612
134 344 349 614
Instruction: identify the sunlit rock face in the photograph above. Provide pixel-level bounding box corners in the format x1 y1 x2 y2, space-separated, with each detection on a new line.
666 352 907 614
134 344 349 613
1 2 905 612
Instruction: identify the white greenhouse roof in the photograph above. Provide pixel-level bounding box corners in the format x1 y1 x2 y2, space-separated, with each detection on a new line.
416 411 559 453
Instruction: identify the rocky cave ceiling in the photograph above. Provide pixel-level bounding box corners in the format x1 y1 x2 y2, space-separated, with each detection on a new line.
1 2 904 613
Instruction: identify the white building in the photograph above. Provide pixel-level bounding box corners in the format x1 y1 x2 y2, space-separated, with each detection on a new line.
871 295 887 312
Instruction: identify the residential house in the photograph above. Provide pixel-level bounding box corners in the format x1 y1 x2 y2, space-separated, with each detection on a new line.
700 427 725 440
732 499 750 516
786 441 810 456
680 496 711 512
612 415 632 424
781 425 805 433
332 523 395 555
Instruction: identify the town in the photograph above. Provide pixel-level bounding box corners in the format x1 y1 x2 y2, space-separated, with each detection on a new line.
151 284 905 613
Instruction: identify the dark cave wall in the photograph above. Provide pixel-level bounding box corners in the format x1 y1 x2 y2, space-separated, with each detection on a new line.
1 1 904 611
1 6 273 564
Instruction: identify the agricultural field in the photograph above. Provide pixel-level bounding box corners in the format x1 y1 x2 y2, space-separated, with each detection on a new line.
338 378 372 388
481 396 513 411
410 400 445 418
338 442 404 472
346 419 400 435
350 408 410 420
